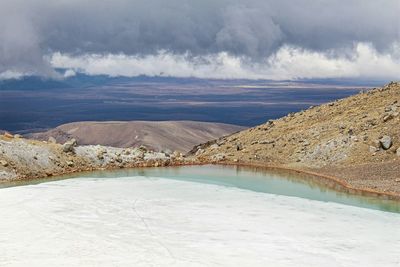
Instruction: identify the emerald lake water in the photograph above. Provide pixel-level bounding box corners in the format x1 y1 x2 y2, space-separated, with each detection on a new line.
1 165 399 266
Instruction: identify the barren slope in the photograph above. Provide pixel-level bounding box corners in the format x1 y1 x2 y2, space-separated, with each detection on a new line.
192 82 400 194
29 121 244 153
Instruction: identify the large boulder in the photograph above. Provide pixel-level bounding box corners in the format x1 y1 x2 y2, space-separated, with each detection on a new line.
62 139 77 153
3 132 13 138
379 136 392 150
0 160 8 167
48 136 57 144
236 143 243 151
211 153 226 162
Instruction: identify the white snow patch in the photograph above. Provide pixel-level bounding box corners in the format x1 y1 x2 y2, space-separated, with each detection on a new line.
0 176 399 266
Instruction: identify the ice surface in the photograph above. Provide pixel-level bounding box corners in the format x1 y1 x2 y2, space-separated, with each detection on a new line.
0 176 399 267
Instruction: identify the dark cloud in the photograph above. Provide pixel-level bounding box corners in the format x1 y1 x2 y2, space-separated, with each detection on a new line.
0 0 399 77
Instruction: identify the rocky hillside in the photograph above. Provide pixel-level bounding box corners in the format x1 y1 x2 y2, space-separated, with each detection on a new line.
191 82 400 194
28 121 244 153
0 134 188 182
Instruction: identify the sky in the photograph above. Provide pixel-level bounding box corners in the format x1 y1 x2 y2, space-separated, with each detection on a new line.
0 0 399 80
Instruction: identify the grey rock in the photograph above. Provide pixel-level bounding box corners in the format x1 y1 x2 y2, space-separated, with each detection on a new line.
136 151 145 160
396 147 400 157
236 143 243 151
209 144 219 150
351 136 359 142
62 139 77 153
216 139 226 146
212 153 226 162
96 148 107 160
259 140 275 145
97 147 107 154
385 105 397 112
171 151 183 160
139 145 148 152
195 149 204 156
48 137 57 144
383 114 394 122
347 128 354 135
369 146 379 153
379 136 392 150
162 149 173 156
0 160 8 167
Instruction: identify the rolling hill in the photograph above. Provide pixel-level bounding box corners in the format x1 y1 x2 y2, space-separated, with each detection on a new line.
28 121 245 153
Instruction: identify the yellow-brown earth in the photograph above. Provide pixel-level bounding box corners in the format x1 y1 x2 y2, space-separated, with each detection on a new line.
191 82 400 195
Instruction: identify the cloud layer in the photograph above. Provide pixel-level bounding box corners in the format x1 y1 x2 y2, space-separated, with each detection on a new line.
50 43 400 80
1 0 399 80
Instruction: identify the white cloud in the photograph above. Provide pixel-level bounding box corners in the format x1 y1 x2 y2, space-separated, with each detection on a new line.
50 43 400 80
0 70 25 80
1 1 399 80
63 69 76 78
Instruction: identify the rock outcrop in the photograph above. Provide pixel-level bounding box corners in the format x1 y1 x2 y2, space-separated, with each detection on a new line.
0 135 189 182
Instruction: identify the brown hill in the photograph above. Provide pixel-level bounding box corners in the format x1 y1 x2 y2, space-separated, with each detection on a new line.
28 121 245 153
192 82 400 195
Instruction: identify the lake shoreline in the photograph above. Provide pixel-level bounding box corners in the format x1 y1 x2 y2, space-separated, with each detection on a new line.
2 157 400 202
213 161 400 201
1 133 399 202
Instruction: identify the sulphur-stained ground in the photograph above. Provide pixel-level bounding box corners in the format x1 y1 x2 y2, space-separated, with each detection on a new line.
191 82 400 195
0 135 188 182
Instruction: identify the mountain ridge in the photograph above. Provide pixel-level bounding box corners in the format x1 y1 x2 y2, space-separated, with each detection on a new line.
192 82 400 194
28 120 245 153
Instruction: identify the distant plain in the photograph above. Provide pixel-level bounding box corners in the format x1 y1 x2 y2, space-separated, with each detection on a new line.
0 76 382 133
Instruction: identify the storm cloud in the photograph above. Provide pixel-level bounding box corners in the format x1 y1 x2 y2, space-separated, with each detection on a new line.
0 0 399 79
